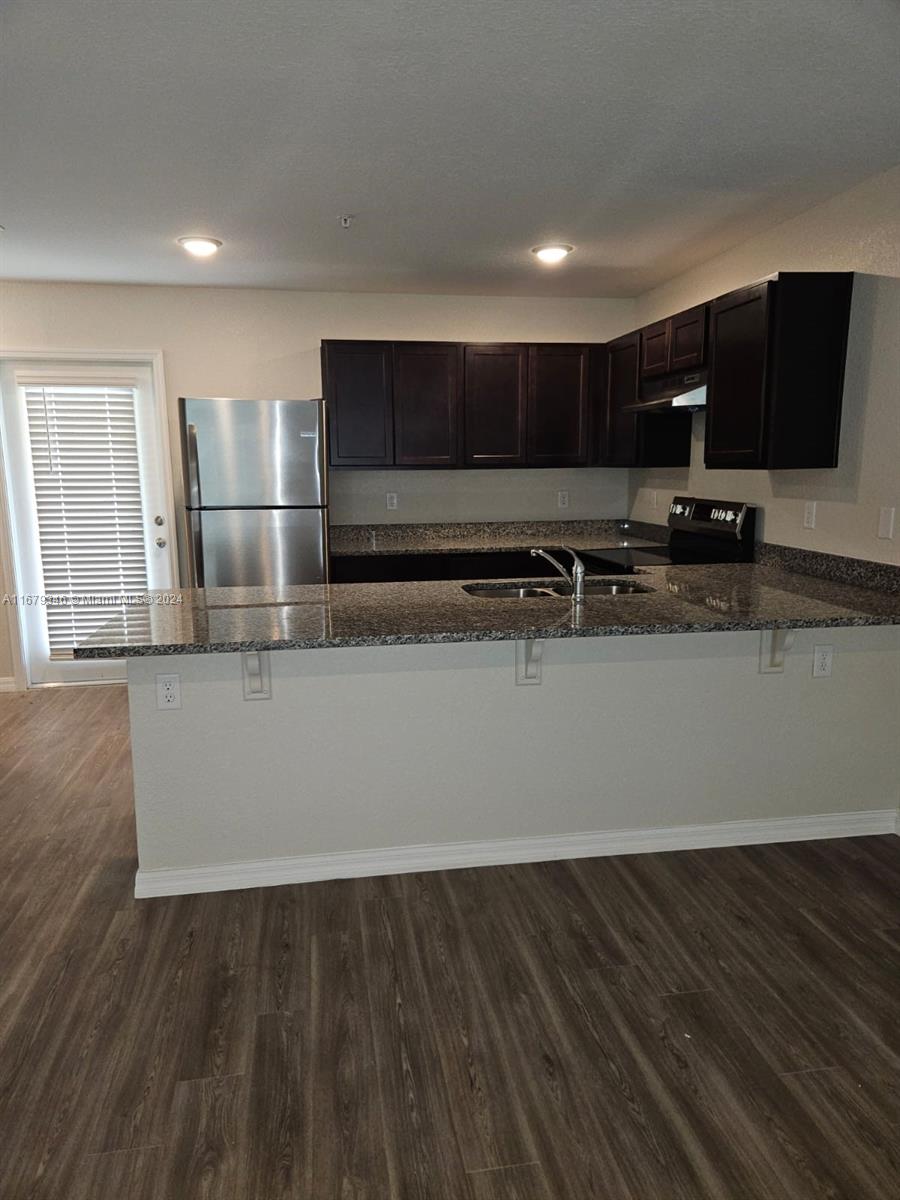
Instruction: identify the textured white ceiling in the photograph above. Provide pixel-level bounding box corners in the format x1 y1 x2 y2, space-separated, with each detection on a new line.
1 0 899 296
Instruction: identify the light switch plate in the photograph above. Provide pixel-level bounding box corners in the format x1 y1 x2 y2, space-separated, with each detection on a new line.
242 651 272 700
515 639 543 685
877 506 895 539
803 501 817 530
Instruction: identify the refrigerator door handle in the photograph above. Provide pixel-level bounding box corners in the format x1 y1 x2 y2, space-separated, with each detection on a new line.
186 423 202 508
190 510 206 589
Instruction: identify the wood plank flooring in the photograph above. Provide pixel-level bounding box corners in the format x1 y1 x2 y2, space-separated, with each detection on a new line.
1 685 898 1199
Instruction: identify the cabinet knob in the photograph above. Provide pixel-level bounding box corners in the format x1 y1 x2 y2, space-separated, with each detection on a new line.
155 536 167 548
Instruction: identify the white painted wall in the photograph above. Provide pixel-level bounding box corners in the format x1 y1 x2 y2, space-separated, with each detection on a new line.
330 467 627 523
626 166 900 564
127 626 900 886
0 283 633 679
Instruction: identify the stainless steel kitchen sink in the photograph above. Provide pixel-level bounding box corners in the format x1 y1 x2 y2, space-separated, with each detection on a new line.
550 582 650 597
462 585 559 599
462 580 652 599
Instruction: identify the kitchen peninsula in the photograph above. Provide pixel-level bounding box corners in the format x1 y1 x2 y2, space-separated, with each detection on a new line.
77 548 900 899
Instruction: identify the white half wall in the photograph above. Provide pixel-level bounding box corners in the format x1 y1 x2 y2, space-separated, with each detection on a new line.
127 626 900 893
626 165 900 564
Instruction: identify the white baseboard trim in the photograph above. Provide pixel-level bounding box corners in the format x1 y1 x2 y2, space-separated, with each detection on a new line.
134 807 900 898
0 676 18 693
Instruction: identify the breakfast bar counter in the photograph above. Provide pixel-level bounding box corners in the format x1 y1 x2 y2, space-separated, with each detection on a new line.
75 562 900 658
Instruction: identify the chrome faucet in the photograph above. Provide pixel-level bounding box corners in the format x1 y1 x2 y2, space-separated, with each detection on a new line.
531 546 586 604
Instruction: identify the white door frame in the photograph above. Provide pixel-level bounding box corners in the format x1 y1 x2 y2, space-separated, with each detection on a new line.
0 349 177 688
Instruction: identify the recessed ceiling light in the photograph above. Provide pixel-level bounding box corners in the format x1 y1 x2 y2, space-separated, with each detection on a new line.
531 243 573 265
177 235 222 257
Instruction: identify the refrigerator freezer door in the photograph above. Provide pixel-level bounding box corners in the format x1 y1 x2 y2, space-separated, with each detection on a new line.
182 397 325 508
196 508 328 587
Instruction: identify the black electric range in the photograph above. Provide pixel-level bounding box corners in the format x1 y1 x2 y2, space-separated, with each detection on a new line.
582 496 757 573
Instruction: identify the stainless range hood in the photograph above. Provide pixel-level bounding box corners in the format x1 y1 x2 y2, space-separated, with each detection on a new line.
623 368 707 413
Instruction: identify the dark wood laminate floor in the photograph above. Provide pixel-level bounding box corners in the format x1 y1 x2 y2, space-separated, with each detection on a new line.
1 686 898 1199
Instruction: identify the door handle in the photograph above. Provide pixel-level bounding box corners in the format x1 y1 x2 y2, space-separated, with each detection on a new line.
187 423 201 507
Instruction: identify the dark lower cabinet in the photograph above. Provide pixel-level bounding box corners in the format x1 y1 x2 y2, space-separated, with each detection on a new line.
527 344 590 466
323 341 394 467
331 549 632 583
705 273 852 468
600 333 639 465
393 343 461 466
463 344 527 466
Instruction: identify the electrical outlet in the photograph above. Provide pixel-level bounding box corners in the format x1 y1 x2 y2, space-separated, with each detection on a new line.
385 492 398 511
557 490 569 510
650 490 658 510
803 501 817 530
156 673 182 709
812 645 833 678
877 506 895 539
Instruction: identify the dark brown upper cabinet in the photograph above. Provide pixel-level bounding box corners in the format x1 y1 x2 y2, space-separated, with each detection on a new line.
705 285 771 468
600 333 640 466
323 341 394 467
599 333 692 468
640 304 707 378
705 273 853 469
640 320 670 377
463 344 527 466
392 343 462 467
669 304 708 370
526 344 591 466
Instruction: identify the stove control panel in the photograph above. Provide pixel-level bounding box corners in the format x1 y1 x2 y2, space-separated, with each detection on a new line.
667 497 756 556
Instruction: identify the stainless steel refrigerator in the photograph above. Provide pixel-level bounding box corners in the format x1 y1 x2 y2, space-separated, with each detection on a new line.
179 396 328 588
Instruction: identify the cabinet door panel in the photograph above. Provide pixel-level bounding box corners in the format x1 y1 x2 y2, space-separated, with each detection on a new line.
527 345 590 466
640 320 671 377
670 304 708 370
601 333 639 466
463 345 527 466
324 341 393 466
705 284 771 468
393 343 461 467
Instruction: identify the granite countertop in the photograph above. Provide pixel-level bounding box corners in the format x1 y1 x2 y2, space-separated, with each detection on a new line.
328 519 663 556
75 563 900 657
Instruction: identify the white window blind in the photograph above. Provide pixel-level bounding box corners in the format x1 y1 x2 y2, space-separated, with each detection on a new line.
24 383 151 657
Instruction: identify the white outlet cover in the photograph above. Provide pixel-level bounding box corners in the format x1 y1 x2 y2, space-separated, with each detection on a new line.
877 506 895 539
557 490 569 509
812 645 834 678
386 492 398 510
155 673 182 710
803 501 817 530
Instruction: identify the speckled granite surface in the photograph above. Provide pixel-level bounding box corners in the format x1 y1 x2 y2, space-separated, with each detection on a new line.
75 563 900 657
329 519 660 556
756 542 900 592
